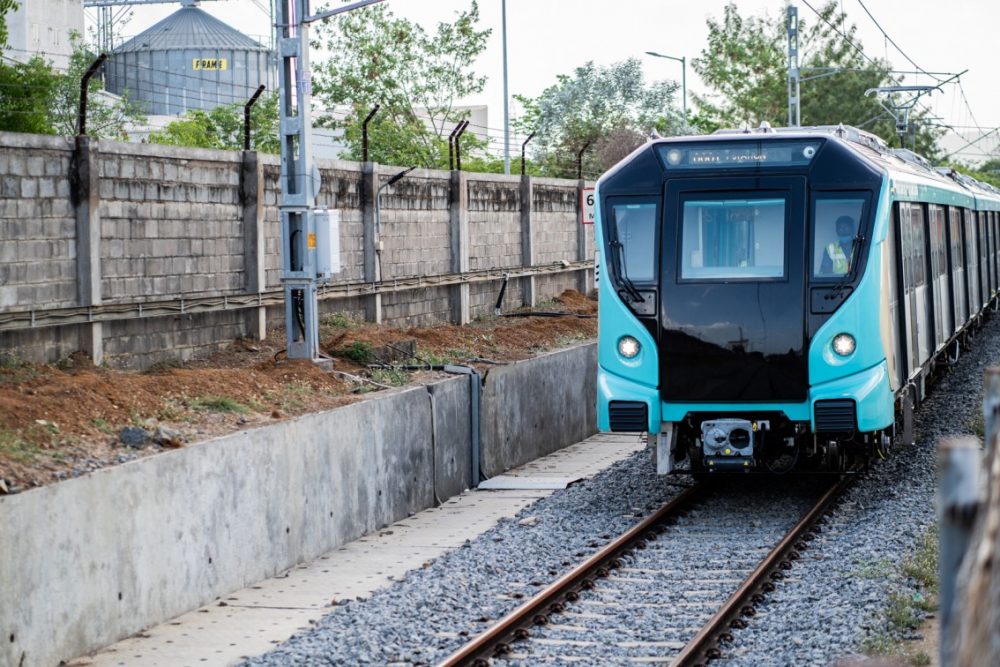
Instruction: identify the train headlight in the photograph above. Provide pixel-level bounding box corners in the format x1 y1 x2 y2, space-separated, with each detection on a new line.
832 333 856 357
618 336 641 359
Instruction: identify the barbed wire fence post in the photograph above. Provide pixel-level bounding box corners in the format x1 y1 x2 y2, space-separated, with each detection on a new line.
243 85 266 151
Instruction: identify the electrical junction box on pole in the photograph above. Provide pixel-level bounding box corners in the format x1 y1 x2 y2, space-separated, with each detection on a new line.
314 208 341 279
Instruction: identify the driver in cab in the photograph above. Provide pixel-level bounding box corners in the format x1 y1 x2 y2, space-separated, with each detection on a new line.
820 215 857 276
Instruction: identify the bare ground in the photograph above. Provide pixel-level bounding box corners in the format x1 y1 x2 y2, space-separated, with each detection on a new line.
0 290 596 494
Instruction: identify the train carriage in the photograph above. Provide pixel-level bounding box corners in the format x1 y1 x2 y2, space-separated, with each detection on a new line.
595 124 1000 474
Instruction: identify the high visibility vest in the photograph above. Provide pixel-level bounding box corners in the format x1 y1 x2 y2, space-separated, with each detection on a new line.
826 242 849 275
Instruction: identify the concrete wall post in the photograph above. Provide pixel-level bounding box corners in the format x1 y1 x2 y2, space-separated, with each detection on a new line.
361 162 382 323
938 435 982 667
983 367 1000 458
520 174 536 307
576 178 591 294
72 135 103 364
450 170 470 324
240 150 267 340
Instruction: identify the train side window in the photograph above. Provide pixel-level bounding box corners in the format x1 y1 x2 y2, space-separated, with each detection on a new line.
949 207 963 269
929 205 947 278
812 196 865 279
610 202 657 282
911 204 926 287
900 203 913 288
679 197 785 280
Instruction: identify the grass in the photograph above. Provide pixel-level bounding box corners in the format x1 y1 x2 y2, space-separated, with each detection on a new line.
852 557 895 579
340 341 374 365
188 395 250 414
859 525 938 666
279 383 313 412
322 312 360 329
91 418 115 435
0 429 41 463
0 352 40 385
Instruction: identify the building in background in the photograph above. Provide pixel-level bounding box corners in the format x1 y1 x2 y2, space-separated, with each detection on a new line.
105 0 274 116
5 0 85 69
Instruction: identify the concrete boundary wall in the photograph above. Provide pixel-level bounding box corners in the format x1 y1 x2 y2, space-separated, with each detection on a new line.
0 131 594 369
0 342 597 667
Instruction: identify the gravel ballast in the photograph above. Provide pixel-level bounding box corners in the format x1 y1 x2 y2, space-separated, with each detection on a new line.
244 317 1000 666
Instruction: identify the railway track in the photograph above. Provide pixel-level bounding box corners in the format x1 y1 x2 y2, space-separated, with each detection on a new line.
437 475 853 666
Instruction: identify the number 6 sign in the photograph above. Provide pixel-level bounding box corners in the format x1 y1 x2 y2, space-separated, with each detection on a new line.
581 187 595 225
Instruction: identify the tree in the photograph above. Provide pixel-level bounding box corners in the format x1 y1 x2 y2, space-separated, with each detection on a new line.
310 1 490 169
46 33 145 139
692 2 941 158
514 58 683 179
149 92 280 153
0 56 59 134
0 30 145 139
0 0 16 51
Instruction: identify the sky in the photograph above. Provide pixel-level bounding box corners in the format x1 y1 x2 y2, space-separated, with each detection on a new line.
105 0 1000 163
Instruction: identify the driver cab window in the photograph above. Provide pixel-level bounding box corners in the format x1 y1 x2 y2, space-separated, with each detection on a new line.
611 202 656 282
813 197 864 279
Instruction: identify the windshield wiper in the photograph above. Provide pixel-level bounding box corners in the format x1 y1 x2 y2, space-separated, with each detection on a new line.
610 238 644 303
825 234 864 301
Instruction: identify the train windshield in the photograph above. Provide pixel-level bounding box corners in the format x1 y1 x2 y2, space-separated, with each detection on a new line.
812 197 865 279
611 202 657 281
679 198 786 280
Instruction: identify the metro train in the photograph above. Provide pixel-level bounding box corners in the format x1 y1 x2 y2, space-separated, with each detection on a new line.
594 124 1000 474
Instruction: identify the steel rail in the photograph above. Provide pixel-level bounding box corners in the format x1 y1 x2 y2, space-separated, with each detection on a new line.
437 484 707 667
671 475 853 666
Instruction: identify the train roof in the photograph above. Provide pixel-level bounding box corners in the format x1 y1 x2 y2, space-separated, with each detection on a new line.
606 124 1000 211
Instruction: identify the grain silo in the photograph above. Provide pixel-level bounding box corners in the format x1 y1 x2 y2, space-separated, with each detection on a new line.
105 0 275 116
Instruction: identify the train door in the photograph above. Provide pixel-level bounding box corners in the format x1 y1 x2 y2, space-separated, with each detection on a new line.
948 207 967 330
965 208 980 316
980 211 990 308
895 202 923 377
987 211 1000 296
928 205 949 350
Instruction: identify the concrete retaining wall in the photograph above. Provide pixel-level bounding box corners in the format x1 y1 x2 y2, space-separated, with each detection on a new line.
0 342 597 667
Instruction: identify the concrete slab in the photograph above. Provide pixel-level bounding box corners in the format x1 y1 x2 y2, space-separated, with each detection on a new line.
74 433 644 667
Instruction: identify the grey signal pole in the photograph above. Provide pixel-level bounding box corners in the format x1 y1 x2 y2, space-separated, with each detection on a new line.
275 0 385 361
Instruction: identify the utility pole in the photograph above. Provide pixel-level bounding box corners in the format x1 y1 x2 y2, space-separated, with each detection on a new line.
275 0 384 361
502 0 510 175
787 3 800 127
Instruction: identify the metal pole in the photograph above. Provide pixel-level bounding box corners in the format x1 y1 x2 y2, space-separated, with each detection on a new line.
680 56 687 123
244 85 266 151
938 436 982 667
645 51 686 126
576 140 591 181
455 120 470 172
501 0 510 175
520 131 535 176
787 3 801 127
276 0 320 360
362 104 380 163
78 53 108 136
448 121 462 170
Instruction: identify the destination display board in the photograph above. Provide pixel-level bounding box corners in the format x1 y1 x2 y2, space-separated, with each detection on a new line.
656 140 822 170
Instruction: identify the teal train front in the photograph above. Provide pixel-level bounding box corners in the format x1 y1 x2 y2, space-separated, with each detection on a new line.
595 125 1000 474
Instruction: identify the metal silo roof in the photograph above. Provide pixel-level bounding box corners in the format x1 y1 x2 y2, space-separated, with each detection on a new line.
114 6 268 53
